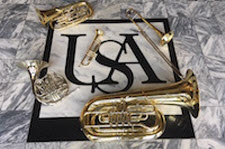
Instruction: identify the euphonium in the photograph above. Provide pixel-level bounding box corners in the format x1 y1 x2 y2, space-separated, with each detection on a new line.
36 1 93 30
80 69 199 141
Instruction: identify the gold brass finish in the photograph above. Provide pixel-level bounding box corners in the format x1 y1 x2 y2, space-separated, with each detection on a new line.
80 29 104 66
126 8 182 79
36 1 93 30
17 60 69 105
80 69 199 141
81 99 165 141
126 8 174 46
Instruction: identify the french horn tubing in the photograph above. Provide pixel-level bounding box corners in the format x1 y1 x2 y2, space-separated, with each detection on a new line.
36 1 93 30
126 8 174 46
80 69 199 141
16 60 69 105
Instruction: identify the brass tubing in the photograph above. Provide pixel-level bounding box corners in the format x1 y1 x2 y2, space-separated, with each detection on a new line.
126 8 174 46
80 29 104 66
80 70 199 141
126 8 183 79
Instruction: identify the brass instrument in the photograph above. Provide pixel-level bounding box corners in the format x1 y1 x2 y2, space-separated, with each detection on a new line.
16 60 49 86
80 29 104 66
126 8 174 46
80 69 199 141
17 60 69 105
36 1 93 30
34 73 69 105
80 9 199 141
126 8 182 79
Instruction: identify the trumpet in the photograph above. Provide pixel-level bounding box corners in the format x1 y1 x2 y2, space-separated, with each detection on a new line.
36 1 93 30
80 69 199 141
126 8 174 46
80 29 104 66
17 60 69 105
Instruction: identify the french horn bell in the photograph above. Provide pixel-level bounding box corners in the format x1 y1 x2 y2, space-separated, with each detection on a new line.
17 60 69 105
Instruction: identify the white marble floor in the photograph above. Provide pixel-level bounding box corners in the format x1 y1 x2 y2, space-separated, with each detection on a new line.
0 0 225 149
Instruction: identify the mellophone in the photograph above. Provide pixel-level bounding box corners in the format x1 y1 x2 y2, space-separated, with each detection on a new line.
17 1 199 141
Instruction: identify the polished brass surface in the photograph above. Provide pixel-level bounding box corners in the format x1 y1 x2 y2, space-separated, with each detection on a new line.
80 29 104 66
17 60 69 105
126 8 174 46
81 99 165 141
34 73 69 105
126 8 182 79
80 69 199 141
36 1 93 30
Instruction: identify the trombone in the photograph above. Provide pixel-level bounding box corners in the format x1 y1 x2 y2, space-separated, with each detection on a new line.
126 8 182 79
126 8 174 46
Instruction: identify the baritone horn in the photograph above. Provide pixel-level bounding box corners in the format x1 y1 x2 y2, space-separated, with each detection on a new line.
126 8 174 46
80 69 199 141
36 1 93 30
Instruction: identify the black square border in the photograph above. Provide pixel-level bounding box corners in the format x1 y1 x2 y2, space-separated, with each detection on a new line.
27 19 195 142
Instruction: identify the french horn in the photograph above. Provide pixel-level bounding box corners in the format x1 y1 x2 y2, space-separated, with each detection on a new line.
80 69 199 141
126 8 174 46
36 1 93 30
17 60 69 105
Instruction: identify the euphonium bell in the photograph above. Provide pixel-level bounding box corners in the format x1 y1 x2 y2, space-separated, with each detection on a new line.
80 69 199 141
36 8 60 26
36 1 93 30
